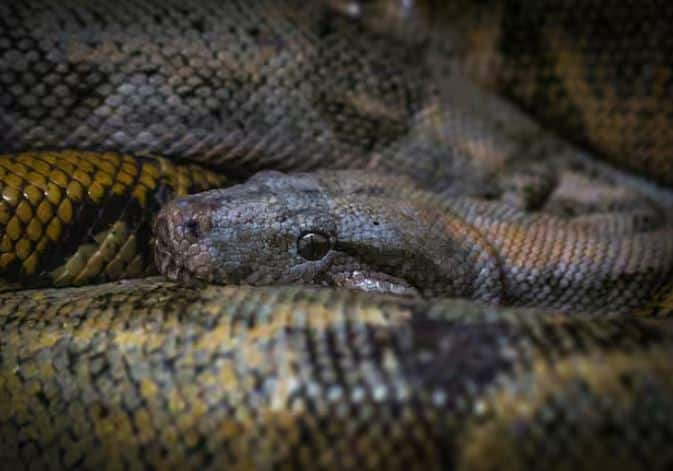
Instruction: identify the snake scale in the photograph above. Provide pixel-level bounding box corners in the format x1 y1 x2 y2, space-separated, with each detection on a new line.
1 1 673 469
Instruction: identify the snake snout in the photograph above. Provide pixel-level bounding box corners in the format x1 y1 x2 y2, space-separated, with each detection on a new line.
153 202 183 280
153 198 214 281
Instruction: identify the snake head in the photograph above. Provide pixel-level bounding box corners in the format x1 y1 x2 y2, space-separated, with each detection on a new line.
153 171 345 287
153 170 501 299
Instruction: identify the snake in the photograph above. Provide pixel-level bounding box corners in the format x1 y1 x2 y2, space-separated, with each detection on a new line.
1 0 673 469
153 169 673 314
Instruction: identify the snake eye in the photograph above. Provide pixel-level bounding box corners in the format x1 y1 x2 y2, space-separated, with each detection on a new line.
297 232 331 261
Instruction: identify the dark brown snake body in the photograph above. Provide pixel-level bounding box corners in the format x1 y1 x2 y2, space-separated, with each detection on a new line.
1 1 673 469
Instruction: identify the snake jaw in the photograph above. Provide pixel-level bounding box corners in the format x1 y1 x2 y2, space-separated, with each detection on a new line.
329 270 421 297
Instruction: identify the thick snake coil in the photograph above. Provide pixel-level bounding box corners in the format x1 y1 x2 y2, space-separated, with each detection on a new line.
344 0 673 187
1 1 673 469
2 280 673 469
0 151 228 288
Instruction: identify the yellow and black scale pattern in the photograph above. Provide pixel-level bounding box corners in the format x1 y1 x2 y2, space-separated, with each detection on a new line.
0 151 229 288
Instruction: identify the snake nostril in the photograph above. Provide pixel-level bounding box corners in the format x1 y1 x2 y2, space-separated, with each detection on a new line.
183 218 200 240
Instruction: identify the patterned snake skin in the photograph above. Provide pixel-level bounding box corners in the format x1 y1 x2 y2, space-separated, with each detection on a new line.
0 151 229 288
446 0 673 187
153 170 673 314
2 280 673 469
334 0 673 187
1 0 673 469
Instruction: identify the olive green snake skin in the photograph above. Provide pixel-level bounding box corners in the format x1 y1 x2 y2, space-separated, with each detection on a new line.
1 1 673 469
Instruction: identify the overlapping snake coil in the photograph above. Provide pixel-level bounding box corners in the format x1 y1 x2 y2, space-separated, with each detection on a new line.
1 1 672 469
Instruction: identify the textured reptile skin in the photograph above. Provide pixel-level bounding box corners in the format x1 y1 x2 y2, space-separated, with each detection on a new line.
1 1 673 469
332 0 673 187
4 0 642 194
0 151 229 288
2 279 673 470
0 0 449 184
452 1 673 187
154 170 673 314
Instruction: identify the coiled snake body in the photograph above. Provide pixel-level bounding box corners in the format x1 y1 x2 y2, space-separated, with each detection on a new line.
1 1 673 469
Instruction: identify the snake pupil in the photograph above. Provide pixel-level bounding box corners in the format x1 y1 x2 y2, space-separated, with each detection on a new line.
297 232 331 261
